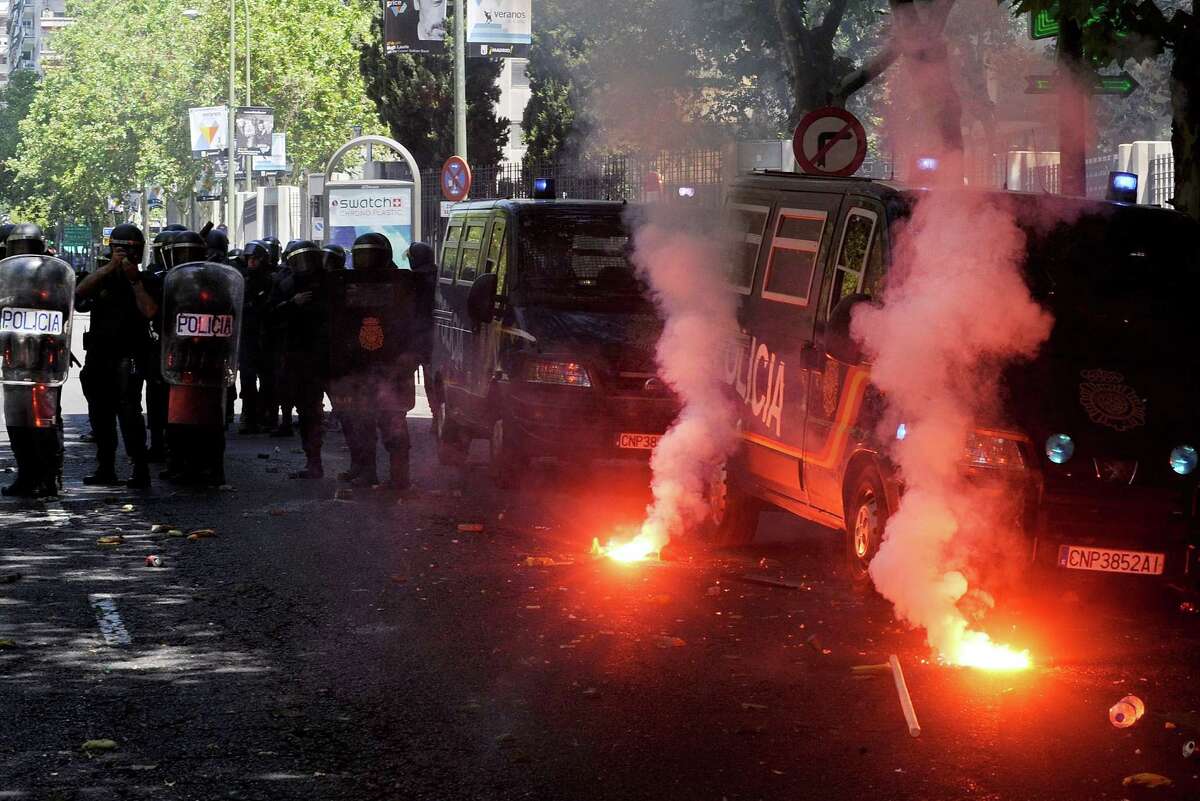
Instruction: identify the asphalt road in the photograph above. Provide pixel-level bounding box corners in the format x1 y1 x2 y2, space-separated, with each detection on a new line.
1 391 1199 800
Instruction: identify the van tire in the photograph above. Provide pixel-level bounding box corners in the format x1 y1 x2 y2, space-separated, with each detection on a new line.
844 465 888 583
706 462 762 548
436 400 468 466
489 416 526 488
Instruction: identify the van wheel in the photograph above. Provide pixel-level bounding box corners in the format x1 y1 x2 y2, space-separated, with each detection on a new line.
489 417 526 488
845 466 888 582
706 461 761 547
436 400 468 466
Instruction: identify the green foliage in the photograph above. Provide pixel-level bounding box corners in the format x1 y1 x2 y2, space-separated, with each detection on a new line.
359 11 509 170
0 70 42 219
7 0 382 226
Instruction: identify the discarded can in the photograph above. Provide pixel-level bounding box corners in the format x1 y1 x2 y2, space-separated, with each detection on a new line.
1109 694 1146 728
145 555 163 568
1184 740 1196 759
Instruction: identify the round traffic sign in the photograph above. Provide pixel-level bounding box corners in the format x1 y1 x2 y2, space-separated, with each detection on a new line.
441 156 472 202
792 107 868 178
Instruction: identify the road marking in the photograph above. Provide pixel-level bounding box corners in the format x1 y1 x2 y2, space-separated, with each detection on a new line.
44 501 70 527
88 594 132 647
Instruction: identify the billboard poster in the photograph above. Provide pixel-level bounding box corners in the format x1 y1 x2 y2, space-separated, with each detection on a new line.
383 0 446 54
235 107 275 156
327 185 414 267
467 0 531 58
253 133 288 172
189 105 228 154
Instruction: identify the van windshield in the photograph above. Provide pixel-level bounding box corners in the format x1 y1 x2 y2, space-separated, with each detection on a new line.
515 207 648 308
1022 207 1200 365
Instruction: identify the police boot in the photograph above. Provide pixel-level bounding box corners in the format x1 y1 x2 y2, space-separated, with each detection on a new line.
2 429 36 497
386 452 410 492
289 457 323 480
83 465 122 486
126 462 151 490
350 467 379 488
337 464 365 483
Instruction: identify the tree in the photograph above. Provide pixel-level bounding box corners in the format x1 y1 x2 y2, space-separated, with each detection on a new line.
1007 0 1200 218
8 0 382 226
358 13 509 170
0 70 41 219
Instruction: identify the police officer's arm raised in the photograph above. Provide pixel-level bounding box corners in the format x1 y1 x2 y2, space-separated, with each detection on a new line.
76 247 159 319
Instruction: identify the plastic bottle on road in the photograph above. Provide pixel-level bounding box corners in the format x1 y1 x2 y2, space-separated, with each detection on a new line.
1109 695 1145 728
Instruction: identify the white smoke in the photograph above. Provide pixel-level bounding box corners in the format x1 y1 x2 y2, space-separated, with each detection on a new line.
603 209 740 558
851 187 1053 666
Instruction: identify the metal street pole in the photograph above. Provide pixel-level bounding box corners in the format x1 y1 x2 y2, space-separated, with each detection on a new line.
243 0 252 194
226 0 237 233
454 0 467 161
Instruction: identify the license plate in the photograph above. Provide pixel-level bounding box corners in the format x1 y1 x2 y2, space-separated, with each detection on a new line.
617 432 661 450
1057 545 1165 575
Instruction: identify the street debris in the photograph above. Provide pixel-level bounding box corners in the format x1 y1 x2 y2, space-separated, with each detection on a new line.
334 489 354 501
805 634 830 655
96 535 124 547
523 556 572 567
120 504 134 512
145 555 163 568
1179 601 1197 614
0 573 21 584
582 687 600 698
82 739 119 753
1184 740 1196 759
654 635 687 648
186 528 217 541
740 702 768 711
0 639 16 648
1122 773 1172 789
457 523 485 533
1109 694 1145 728
166 529 184 537
733 574 804 590
889 655 921 738
149 524 170 534
851 663 891 677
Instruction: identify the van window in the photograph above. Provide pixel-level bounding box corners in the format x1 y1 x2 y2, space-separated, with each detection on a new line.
486 217 508 290
458 221 487 283
828 208 879 314
762 208 827 306
440 222 462 281
726 202 769 293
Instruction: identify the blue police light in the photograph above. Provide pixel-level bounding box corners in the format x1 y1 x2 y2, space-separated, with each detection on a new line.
532 177 556 200
1170 445 1197 476
1106 171 1138 203
677 186 696 198
1045 433 1074 464
896 423 908 441
915 157 939 172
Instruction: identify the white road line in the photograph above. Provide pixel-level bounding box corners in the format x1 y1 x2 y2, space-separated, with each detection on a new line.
88 594 132 647
44 501 70 527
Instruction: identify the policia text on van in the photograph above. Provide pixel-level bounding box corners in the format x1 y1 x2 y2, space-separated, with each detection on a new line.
710 170 1200 585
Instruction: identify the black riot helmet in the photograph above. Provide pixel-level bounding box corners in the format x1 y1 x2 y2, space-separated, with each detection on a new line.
351 232 393 272
206 227 229 263
262 236 281 267
407 242 436 275
322 244 346 271
151 230 175 270
109 223 145 264
159 231 181 270
168 230 208 267
0 224 14 259
6 223 47 257
243 240 271 270
285 240 324 278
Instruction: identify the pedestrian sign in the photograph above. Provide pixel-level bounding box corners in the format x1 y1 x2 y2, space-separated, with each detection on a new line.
62 224 91 249
792 107 868 178
441 156 472 202
1025 72 1139 97
1029 9 1058 39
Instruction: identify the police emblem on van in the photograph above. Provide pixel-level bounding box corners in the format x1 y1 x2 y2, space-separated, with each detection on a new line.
359 317 384 351
1079 369 1146 431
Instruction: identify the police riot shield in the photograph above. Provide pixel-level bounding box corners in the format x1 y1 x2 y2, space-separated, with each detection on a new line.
161 262 245 387
0 254 75 386
327 270 417 382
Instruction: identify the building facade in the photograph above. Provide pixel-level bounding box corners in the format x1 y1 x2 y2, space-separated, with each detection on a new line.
5 0 71 82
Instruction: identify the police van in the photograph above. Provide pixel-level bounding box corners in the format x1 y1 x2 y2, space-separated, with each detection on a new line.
710 169 1200 583
430 194 676 486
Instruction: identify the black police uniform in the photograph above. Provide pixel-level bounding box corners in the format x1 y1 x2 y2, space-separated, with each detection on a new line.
274 243 329 479
237 241 273 434
0 224 72 498
408 242 439 404
143 226 187 461
74 223 154 488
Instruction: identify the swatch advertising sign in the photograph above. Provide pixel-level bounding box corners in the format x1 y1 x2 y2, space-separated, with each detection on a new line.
327 185 414 266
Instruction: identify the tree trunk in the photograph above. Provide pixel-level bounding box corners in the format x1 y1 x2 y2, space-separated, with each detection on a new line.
1055 17 1088 196
1170 12 1200 220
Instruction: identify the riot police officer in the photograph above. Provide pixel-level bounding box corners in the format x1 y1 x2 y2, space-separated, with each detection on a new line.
274 241 329 478
144 225 187 461
322 244 347 271
407 241 439 406
74 223 156 488
160 231 244 486
0 224 74 498
237 240 273 434
335 233 420 490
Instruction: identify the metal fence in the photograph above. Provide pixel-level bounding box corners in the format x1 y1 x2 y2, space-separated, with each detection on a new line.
1020 163 1061 195
1085 154 1119 199
1149 154 1175 206
419 149 728 249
